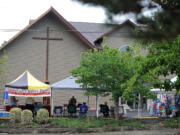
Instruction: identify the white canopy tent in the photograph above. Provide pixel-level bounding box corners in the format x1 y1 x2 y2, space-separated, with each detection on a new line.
150 76 178 93
171 76 177 83
51 76 99 117
52 76 84 90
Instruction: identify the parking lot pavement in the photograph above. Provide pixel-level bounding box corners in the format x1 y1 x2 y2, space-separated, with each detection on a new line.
123 109 152 118
87 109 152 118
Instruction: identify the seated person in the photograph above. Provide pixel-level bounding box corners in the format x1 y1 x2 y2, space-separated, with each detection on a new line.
10 96 18 107
34 102 43 115
100 102 109 117
25 97 35 113
79 102 88 118
77 103 82 108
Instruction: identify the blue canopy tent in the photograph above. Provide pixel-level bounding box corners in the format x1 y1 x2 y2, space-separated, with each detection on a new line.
51 76 99 117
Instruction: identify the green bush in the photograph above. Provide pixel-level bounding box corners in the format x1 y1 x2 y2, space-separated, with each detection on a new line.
36 108 49 124
163 118 180 128
0 123 8 128
21 109 33 125
9 107 22 123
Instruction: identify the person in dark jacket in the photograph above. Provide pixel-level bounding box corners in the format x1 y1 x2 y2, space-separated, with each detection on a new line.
100 102 109 117
70 96 77 106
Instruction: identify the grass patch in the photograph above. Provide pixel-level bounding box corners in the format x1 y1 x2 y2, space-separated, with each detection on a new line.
0 123 8 128
49 117 148 132
163 118 180 128
118 120 149 130
0 117 149 132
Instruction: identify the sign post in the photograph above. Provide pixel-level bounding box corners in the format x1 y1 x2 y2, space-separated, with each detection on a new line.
3 91 8 111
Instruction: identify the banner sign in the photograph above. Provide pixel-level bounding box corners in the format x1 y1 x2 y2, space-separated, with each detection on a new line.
5 88 51 97
3 91 8 100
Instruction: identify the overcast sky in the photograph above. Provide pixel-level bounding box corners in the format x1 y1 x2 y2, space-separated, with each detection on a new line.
0 0 108 45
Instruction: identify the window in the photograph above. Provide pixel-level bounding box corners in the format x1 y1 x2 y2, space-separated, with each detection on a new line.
119 45 135 56
119 45 130 52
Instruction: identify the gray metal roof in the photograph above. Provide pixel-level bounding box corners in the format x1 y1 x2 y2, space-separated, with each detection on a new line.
52 76 86 90
70 22 117 45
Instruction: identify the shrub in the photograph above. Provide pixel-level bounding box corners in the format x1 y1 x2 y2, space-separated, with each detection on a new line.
36 108 49 124
9 107 22 123
163 118 180 128
21 109 33 125
0 123 8 128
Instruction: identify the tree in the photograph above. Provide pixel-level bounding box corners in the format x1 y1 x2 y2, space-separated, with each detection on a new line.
72 0 180 40
138 37 180 92
123 37 180 97
71 45 155 120
0 54 8 88
72 0 180 92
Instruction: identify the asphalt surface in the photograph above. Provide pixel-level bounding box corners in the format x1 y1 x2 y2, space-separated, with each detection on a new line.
6 129 180 135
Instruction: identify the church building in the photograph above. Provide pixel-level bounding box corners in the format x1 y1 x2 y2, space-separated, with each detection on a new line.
0 7 139 107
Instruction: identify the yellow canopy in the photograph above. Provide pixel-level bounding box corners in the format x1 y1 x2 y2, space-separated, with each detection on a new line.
5 71 51 97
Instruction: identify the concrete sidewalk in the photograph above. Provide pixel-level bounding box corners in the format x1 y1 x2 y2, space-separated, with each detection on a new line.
87 109 152 118
123 109 152 118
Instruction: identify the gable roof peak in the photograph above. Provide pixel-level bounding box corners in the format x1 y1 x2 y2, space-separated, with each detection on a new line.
0 7 95 50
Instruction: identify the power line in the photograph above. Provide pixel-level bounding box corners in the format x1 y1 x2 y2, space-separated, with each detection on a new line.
0 28 134 34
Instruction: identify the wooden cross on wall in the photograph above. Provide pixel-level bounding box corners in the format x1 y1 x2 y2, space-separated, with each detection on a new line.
32 27 63 84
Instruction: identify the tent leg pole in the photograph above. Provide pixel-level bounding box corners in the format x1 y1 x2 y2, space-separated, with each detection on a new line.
4 100 6 111
51 89 54 116
87 96 89 106
96 96 99 118
138 93 141 118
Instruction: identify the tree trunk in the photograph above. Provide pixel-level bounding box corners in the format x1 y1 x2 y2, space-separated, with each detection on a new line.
115 97 119 121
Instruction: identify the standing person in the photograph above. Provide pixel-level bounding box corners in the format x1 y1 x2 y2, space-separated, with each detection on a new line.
10 96 18 107
153 101 157 116
100 102 110 117
79 102 88 118
142 97 147 110
67 100 77 117
25 97 35 113
165 104 171 117
170 104 175 117
159 104 163 117
70 96 77 106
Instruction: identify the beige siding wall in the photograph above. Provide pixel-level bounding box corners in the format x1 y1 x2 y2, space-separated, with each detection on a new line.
106 25 147 56
105 25 135 49
106 36 134 49
52 90 113 107
2 15 88 84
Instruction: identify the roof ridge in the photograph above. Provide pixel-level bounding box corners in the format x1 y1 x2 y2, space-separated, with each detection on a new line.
70 21 119 26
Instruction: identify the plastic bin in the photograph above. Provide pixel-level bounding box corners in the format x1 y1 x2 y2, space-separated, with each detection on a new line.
0 112 9 117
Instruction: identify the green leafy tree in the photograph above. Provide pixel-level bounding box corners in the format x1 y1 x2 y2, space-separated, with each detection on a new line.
0 55 8 87
71 45 155 120
73 0 180 92
134 37 180 92
0 55 7 74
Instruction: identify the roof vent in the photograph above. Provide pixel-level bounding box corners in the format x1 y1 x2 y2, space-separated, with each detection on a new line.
29 19 34 24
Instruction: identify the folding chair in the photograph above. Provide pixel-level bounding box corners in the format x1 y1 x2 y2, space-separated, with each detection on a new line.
54 106 63 117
